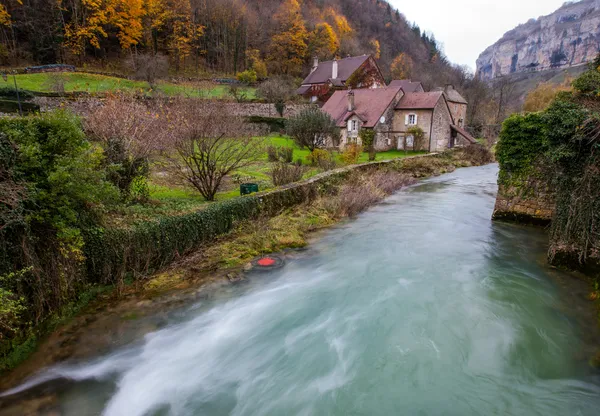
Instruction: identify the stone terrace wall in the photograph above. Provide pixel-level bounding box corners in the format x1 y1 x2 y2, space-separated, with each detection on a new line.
32 96 313 118
492 171 555 225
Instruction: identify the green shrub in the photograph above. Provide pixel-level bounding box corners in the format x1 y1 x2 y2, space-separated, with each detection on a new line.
237 69 258 85
572 69 600 95
0 87 35 101
0 100 39 114
496 112 547 181
246 116 285 132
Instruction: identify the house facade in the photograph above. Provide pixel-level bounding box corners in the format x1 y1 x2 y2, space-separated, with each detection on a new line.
321 80 475 152
296 55 385 103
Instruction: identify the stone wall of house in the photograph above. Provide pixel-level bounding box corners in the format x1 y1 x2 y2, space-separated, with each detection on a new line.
31 96 313 118
492 167 555 225
393 109 434 151
430 99 453 151
447 102 467 126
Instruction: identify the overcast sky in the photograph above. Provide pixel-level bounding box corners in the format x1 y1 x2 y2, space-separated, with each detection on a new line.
389 0 569 71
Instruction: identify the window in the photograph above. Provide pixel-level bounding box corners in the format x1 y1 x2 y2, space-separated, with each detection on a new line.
351 120 358 131
458 118 464 127
310 96 318 103
408 114 417 125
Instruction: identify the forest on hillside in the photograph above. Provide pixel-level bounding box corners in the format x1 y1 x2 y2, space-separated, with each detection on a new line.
0 0 502 129
1 0 454 82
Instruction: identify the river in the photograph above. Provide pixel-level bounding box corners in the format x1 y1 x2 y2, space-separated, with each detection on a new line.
2 164 600 415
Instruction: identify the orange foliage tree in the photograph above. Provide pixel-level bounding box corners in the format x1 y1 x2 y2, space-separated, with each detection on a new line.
390 53 414 80
268 0 308 76
523 81 571 113
308 22 338 60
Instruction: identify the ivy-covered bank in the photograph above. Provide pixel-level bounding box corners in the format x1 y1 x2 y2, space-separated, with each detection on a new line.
493 57 600 274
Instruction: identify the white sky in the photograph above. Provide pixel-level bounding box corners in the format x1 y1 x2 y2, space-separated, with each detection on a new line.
389 0 569 71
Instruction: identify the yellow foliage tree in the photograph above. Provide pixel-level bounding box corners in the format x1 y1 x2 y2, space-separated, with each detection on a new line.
267 0 308 76
247 49 267 79
0 4 11 27
323 7 352 38
369 39 380 60
390 53 414 80
64 0 111 55
112 0 144 49
308 22 338 60
523 81 571 113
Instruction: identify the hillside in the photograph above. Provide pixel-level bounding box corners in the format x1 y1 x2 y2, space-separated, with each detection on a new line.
476 0 600 80
0 0 458 86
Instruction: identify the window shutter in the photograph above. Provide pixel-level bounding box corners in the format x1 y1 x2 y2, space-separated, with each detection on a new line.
347 120 352 131
405 115 409 125
414 114 419 125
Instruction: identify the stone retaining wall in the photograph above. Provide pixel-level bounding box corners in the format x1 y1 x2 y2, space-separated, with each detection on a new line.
31 96 312 118
492 173 555 225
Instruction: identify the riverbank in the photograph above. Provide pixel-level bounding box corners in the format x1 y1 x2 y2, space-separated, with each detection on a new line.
0 147 492 400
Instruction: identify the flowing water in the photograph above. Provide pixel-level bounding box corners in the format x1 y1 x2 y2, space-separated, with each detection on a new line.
3 164 600 415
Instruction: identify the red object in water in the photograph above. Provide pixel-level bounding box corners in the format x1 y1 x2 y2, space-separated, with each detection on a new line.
257 257 276 267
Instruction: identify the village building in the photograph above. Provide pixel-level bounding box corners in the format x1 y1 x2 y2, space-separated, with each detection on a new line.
296 55 385 103
321 80 476 152
388 80 424 93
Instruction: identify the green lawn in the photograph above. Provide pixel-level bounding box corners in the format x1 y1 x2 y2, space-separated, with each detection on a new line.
266 135 427 164
1 72 256 99
116 135 426 223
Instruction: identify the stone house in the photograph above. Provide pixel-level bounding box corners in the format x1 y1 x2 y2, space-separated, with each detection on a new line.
296 55 385 103
321 86 403 150
321 80 475 152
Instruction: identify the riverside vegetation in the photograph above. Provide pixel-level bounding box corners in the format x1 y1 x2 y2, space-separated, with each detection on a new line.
496 56 600 317
0 99 492 373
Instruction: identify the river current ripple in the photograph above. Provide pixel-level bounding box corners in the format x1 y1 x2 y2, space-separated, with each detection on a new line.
3 164 600 415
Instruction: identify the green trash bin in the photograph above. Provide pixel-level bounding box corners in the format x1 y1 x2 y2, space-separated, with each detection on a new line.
240 183 259 195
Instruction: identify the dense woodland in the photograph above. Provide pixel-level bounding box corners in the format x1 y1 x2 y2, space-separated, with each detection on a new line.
1 0 457 81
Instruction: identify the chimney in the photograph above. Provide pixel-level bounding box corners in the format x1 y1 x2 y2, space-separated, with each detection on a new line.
332 58 338 79
347 89 355 112
311 56 319 73
444 84 454 93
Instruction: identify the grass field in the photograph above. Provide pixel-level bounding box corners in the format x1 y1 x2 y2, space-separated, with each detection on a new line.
0 72 256 99
139 135 425 215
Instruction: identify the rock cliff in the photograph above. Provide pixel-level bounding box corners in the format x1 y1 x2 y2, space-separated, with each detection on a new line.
477 0 600 80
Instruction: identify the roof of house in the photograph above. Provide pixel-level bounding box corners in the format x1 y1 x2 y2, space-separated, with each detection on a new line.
301 55 371 85
451 125 477 144
322 87 402 128
433 86 468 104
396 91 444 110
388 80 423 93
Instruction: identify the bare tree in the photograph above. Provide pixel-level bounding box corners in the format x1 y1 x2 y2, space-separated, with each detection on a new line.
492 76 518 123
128 53 169 88
163 100 265 201
85 95 166 197
257 76 296 117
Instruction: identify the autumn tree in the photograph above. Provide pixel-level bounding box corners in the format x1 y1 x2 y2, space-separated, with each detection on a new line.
267 0 308 77
390 53 414 80
308 22 338 60
523 81 571 113
369 39 380 60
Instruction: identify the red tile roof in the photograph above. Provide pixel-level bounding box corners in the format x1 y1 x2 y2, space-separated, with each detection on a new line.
396 91 444 110
388 80 424 93
321 87 402 128
301 55 370 85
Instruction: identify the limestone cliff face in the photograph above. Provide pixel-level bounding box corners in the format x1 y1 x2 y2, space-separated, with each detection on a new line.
477 0 600 80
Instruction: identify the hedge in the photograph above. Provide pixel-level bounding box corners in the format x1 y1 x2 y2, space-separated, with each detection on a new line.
246 116 286 132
